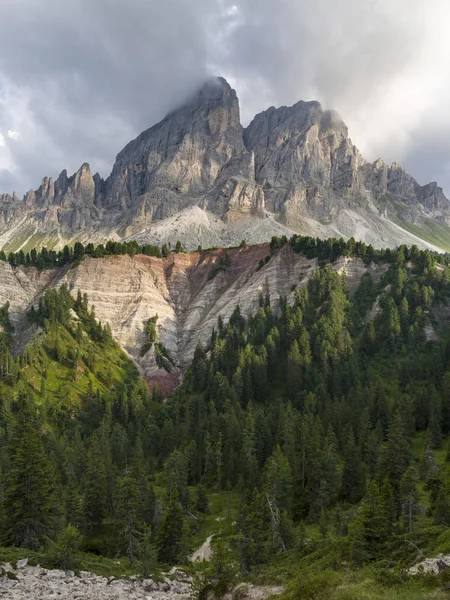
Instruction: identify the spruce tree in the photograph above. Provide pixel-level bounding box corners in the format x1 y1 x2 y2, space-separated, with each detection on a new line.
83 433 107 531
118 475 142 566
140 524 158 577
356 480 390 559
399 465 420 533
4 391 53 549
196 484 209 513
378 410 412 497
158 490 188 565
340 427 366 503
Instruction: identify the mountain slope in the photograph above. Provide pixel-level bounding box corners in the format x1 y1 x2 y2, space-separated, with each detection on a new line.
0 244 384 394
1 241 450 600
1 78 450 251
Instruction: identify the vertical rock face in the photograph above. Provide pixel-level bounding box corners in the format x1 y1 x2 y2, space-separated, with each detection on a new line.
64 163 96 208
23 165 98 212
1 75 450 251
0 164 105 247
244 101 350 188
243 102 367 225
105 77 245 216
0 193 25 227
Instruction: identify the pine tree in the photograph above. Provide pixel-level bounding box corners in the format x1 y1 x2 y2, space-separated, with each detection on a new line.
319 429 341 508
4 391 53 549
64 467 84 530
118 475 142 566
378 410 412 495
429 398 442 449
350 518 369 566
164 450 189 509
133 437 155 526
340 427 366 503
205 537 234 593
356 479 390 559
84 433 107 531
140 524 158 577
380 477 396 526
399 466 420 533
48 524 82 571
158 490 188 565
236 490 270 572
287 340 303 401
420 442 438 482
215 433 223 495
202 432 213 483
196 484 209 513
241 405 259 491
433 480 450 526
263 445 292 512
362 321 376 354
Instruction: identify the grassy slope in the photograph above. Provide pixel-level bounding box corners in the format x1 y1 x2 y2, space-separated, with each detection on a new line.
12 322 134 403
397 216 450 252
0 317 142 576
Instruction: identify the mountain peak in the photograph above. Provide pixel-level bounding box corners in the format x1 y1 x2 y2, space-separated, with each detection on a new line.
104 76 244 210
197 76 233 99
164 75 239 122
319 109 348 136
1 76 450 252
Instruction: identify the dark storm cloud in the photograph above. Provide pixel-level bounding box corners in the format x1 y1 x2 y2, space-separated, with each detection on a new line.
0 0 215 192
1 0 449 195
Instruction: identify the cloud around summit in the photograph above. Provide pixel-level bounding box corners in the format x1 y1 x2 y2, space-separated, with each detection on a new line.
1 0 450 195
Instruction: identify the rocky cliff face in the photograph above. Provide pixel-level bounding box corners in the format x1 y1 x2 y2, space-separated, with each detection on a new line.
1 77 450 252
0 162 106 252
106 78 244 211
0 246 381 394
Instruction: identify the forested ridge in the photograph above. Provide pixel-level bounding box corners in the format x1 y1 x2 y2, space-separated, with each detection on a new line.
2 239 450 598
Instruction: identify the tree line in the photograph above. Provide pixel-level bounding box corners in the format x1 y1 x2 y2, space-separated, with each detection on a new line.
1 233 447 274
0 239 186 270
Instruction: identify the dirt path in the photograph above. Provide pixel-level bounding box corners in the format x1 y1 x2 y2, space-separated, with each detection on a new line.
190 534 214 562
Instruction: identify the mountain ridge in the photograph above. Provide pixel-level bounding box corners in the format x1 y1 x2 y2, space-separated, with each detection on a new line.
0 241 385 396
1 77 450 252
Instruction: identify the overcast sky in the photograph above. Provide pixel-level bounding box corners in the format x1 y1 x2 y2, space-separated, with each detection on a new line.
1 0 450 196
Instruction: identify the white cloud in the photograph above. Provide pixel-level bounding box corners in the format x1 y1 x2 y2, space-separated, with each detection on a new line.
7 130 19 140
1 0 450 194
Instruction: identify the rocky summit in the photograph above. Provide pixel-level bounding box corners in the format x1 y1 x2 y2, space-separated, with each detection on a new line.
1 77 450 253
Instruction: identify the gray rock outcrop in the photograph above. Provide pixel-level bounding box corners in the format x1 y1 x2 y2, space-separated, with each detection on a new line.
409 553 450 574
0 562 192 600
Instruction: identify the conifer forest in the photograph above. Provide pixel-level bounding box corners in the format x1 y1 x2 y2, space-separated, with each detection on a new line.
2 235 450 598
